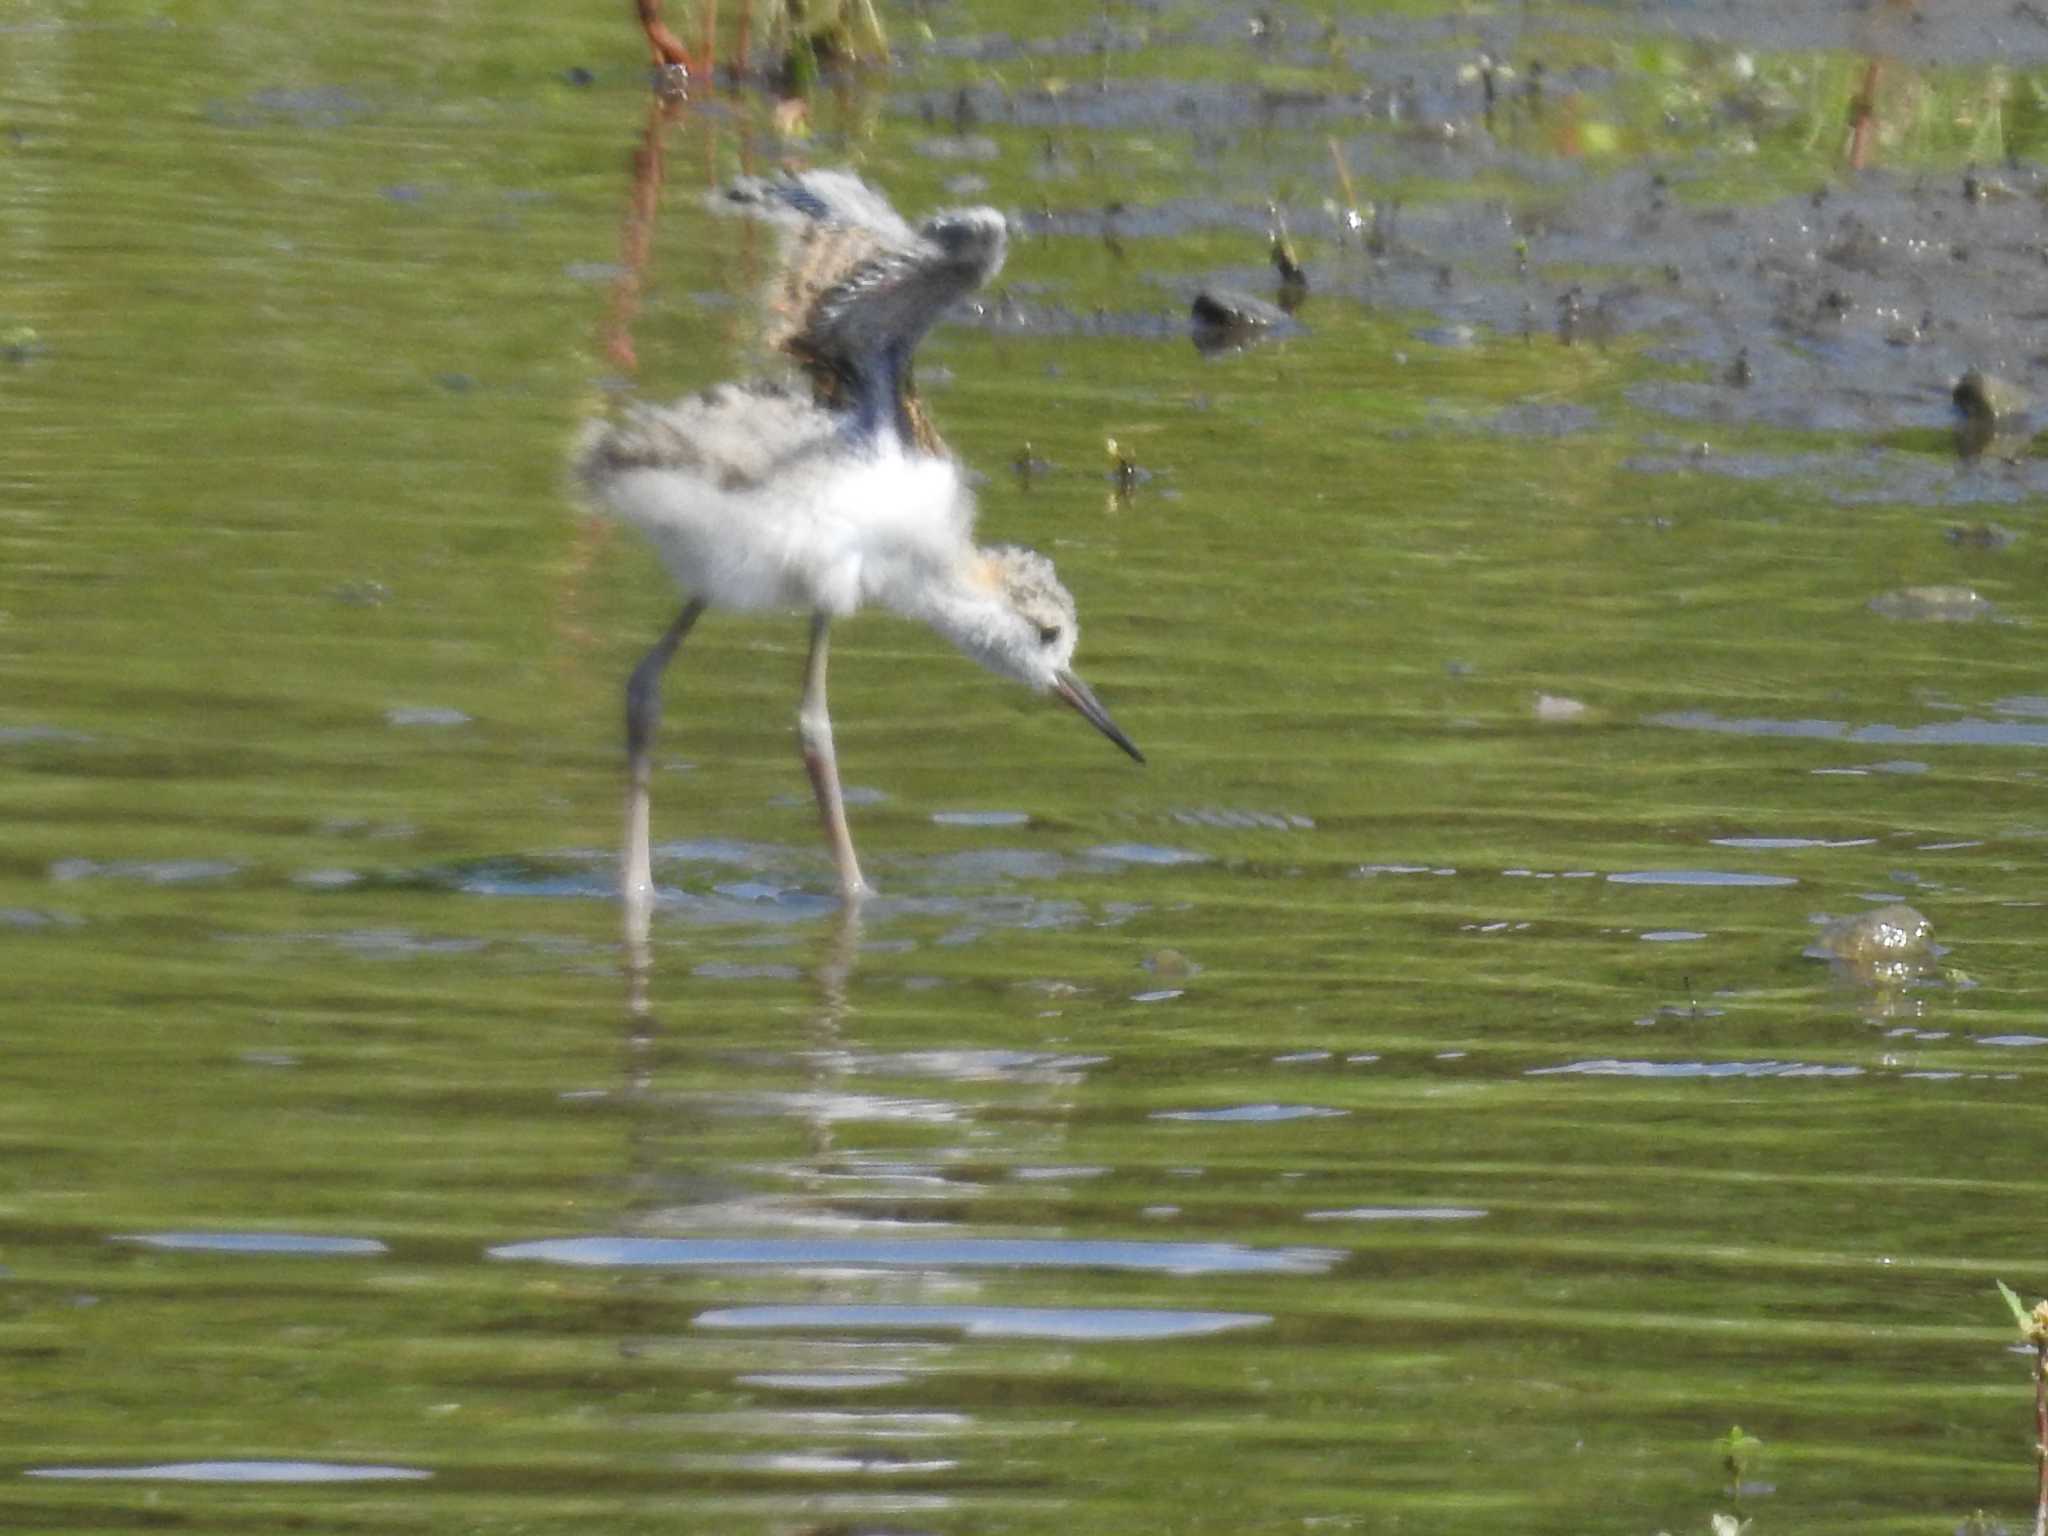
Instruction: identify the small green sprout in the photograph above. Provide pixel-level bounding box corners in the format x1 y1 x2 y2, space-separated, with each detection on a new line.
1993 1282 2048 1536
1997 1280 2048 1347
1717 1425 1763 1493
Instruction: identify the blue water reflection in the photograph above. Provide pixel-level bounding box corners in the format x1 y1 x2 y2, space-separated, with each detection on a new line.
488 1236 1336 1274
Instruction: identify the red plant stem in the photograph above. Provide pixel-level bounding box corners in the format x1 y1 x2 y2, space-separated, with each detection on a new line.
1847 59 1881 171
635 0 693 68
600 94 685 372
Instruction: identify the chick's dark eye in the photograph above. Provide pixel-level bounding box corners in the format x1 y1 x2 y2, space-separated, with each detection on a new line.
1037 624 1063 646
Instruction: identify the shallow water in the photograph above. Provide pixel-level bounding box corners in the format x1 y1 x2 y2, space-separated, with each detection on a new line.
5 3 2048 1533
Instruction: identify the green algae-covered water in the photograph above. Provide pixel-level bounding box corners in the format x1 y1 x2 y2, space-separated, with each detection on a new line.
5 3 2048 1531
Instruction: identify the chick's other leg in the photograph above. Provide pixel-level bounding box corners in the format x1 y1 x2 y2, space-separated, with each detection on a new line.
797 612 872 902
623 599 707 945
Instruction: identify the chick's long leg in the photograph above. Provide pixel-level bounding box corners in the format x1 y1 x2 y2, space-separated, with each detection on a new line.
623 599 707 945
797 612 872 902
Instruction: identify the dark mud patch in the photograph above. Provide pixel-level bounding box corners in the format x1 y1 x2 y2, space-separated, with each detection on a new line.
1328 163 2048 462
976 161 2048 503
901 15 2048 508
1621 442 2048 507
910 78 1382 138
1622 0 2048 68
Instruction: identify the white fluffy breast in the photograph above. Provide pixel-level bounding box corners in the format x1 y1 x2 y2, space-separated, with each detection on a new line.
599 441 971 618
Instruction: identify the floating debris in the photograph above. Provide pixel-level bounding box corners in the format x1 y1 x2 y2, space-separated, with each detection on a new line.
1813 904 1935 989
1867 585 1996 622
1012 441 1050 488
1268 202 1307 302
1142 948 1200 979
1556 286 1584 345
331 578 392 607
2 325 43 365
1943 522 2018 551
1961 164 2018 204
1819 905 1932 964
1952 369 2030 460
1189 287 1294 354
1105 437 1139 499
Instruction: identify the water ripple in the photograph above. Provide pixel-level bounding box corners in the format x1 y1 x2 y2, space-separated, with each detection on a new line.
1608 870 1798 887
113 1232 387 1256
1086 843 1212 866
1651 710 2048 749
1526 1059 1863 1079
27 1462 428 1483
488 1236 1336 1275
694 1305 1271 1340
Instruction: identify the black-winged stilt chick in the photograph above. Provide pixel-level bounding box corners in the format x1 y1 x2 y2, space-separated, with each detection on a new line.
576 169 1142 936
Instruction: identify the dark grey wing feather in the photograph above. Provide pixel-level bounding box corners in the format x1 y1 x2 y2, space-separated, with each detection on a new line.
718 169 1007 393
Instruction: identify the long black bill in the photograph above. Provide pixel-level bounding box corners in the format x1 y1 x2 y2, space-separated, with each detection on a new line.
1052 669 1145 764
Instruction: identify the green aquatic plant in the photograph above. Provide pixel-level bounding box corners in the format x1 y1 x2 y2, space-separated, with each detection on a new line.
1994 1281 2048 1536
1657 1426 1764 1536
768 0 889 89
1716 1424 1763 1502
1 324 39 365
